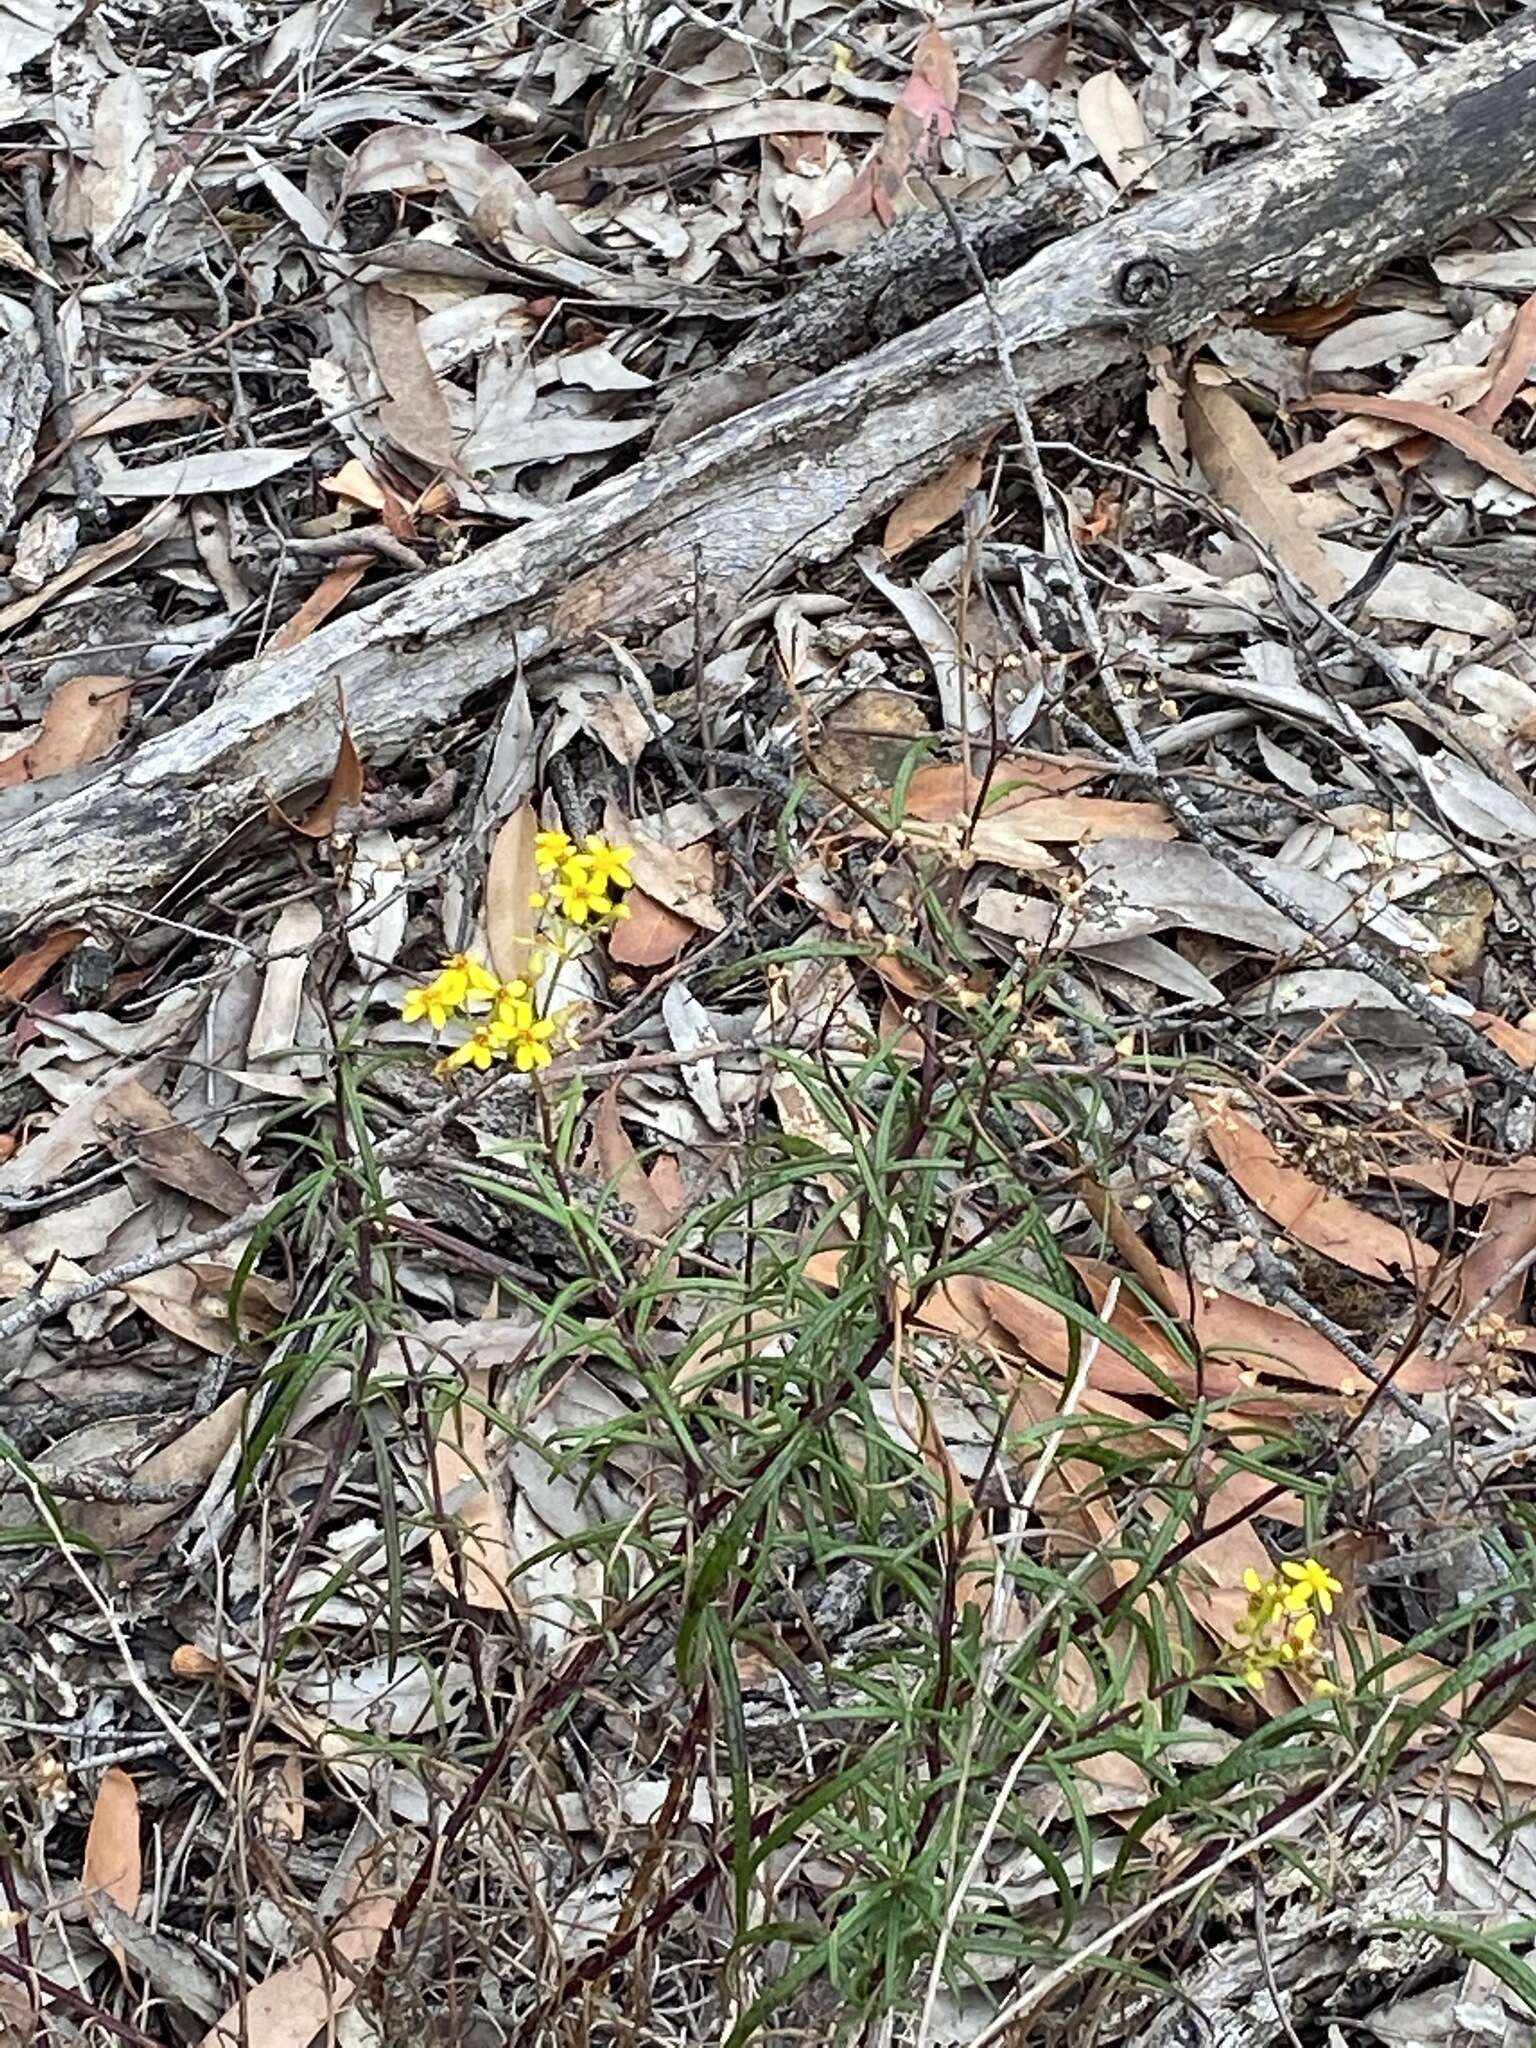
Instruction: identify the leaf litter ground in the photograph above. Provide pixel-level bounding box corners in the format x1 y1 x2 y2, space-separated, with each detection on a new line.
6 1 1536 2044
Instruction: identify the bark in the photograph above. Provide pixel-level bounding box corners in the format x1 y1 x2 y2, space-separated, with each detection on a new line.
5 16 1536 930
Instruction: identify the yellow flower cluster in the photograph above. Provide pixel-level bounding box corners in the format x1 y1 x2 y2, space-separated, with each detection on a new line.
1231 1556 1343 1698
399 834 632 1078
402 958 557 1074
530 830 634 926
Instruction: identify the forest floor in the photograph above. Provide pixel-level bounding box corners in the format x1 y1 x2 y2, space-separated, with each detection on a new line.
5 1 1536 2044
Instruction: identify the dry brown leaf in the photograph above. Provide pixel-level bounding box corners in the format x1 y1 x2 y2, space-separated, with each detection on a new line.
882 445 987 557
1468 291 1536 429
197 1862 396 2048
367 285 463 476
972 796 1175 847
0 675 129 788
486 803 540 983
1254 293 1360 340
429 1371 516 1611
1472 1010 1536 1069
624 827 726 932
801 27 957 245
265 557 370 657
288 725 363 839
1374 1155 1536 1203
0 926 86 1006
1302 389 1536 498
1184 382 1348 601
1196 1092 1435 1289
591 1085 678 1240
96 1077 256 1217
609 886 698 968
82 1767 140 1919
899 755 1101 821
73 1393 250 1556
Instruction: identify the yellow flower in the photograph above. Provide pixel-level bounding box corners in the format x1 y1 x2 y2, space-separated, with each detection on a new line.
1312 1678 1341 1699
439 1026 502 1074
1282 1558 1343 1616
500 1006 557 1072
535 828 575 876
402 981 456 1031
553 858 615 926
581 836 634 894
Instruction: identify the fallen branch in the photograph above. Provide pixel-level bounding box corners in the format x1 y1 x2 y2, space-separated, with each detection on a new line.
4 17 1536 931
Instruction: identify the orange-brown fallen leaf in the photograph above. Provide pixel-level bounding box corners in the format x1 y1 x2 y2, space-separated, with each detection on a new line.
283 724 363 839
1195 1092 1436 1290
1301 390 1536 498
883 445 989 558
485 803 539 984
901 755 1101 822
0 675 129 788
265 557 370 657
1468 290 1536 431
82 1768 140 1920
590 1084 679 1241
609 886 698 968
0 926 86 1006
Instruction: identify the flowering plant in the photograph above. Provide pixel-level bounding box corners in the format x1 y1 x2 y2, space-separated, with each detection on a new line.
1230 1555 1343 1698
401 830 633 1078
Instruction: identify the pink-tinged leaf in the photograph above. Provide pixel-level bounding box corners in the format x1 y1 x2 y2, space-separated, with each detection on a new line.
900 27 959 141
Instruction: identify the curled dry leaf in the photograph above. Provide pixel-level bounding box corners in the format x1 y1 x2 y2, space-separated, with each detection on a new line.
265 557 370 658
95 1077 256 1217
591 1084 679 1243
196 1860 397 2048
1301 390 1536 498
287 725 363 839
0 925 85 1005
1077 70 1157 191
0 674 129 788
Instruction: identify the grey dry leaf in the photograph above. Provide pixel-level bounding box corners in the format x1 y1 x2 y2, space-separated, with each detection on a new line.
248 900 324 1060
96 446 310 499
662 981 727 1132
857 547 968 731
368 286 464 476
76 71 154 253
0 497 181 635
1183 380 1348 602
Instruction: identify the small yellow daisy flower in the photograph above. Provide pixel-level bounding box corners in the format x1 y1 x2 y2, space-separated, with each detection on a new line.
553 859 614 926
581 836 634 894
1282 1558 1342 1616
439 1026 501 1074
501 1006 557 1071
402 980 456 1031
535 829 575 876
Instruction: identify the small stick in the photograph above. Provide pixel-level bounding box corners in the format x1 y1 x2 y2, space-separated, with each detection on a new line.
20 164 105 529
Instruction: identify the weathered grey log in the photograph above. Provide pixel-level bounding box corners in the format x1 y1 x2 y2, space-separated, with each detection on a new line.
4 15 1536 932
